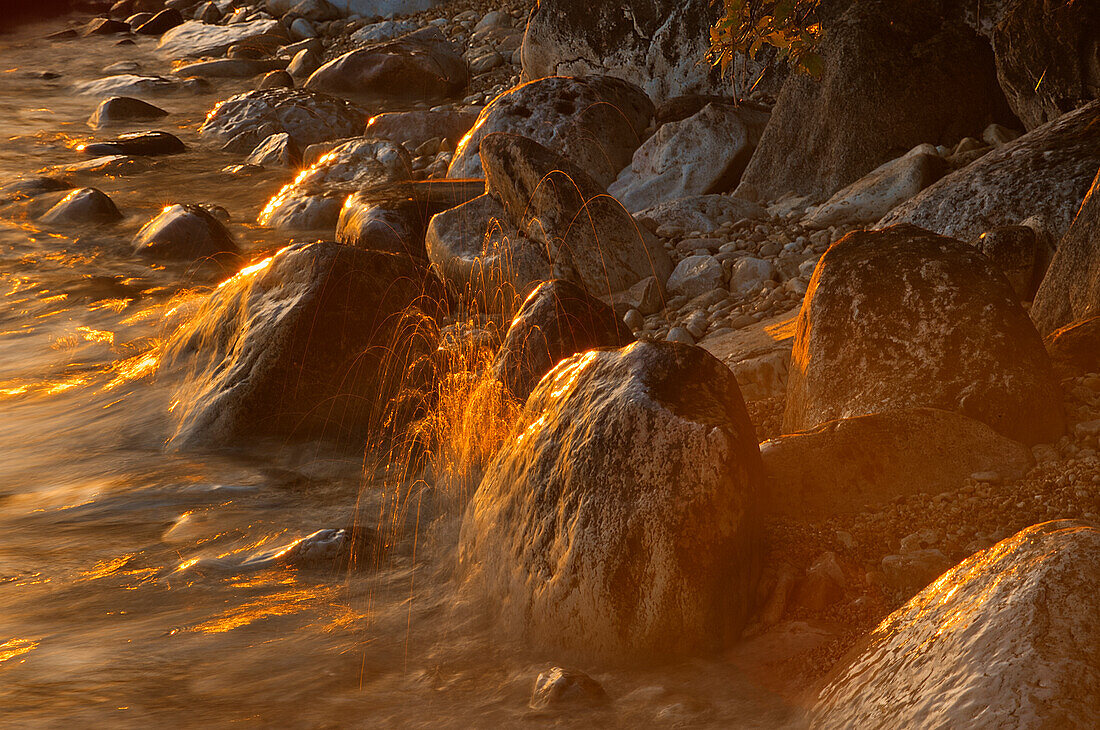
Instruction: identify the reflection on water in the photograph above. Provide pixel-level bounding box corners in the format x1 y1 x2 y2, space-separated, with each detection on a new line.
0 13 803 729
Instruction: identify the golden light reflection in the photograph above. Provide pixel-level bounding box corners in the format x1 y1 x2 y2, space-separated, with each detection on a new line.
0 638 39 664
189 587 320 634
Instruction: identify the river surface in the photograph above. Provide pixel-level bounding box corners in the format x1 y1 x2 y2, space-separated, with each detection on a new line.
0 15 804 727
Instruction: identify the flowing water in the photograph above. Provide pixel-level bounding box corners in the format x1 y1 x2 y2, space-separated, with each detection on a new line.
0 16 804 727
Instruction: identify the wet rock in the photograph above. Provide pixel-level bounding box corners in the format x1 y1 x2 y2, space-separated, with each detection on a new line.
447 75 654 188
803 145 946 228
156 19 280 59
305 28 467 103
1031 167 1100 334
736 1 1012 202
196 1 221 23
728 257 774 298
336 194 424 259
530 667 608 710
784 225 1064 446
125 13 153 28
134 7 183 35
1044 316 1100 379
82 130 186 156
521 0 734 103
761 408 1034 519
198 88 366 149
666 255 722 299
87 96 169 128
286 49 321 79
133 204 238 260
82 18 130 35
163 241 441 448
54 155 155 177
813 521 1100 728
609 103 769 212
174 59 287 79
245 132 301 167
260 196 341 230
75 74 181 98
973 224 1053 301
257 70 293 90
459 340 763 660
633 194 766 236
491 279 633 402
364 109 477 151
879 101 1100 244
0 176 70 205
39 187 122 225
479 132 672 297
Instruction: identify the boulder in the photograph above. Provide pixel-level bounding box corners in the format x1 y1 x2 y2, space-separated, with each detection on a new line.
162 241 441 448
156 19 280 59
666 254 722 299
878 101 1100 244
286 49 321 79
973 224 1053 302
81 130 185 156
728 256 774 297
802 144 946 228
1031 167 1100 334
133 204 238 260
633 194 767 236
1044 316 1100 379
447 75 654 188
82 18 130 35
39 187 122 225
134 8 184 35
336 194 425 259
811 520 1100 729
198 88 366 150
761 408 1034 519
784 225 1064 446
491 279 633 401
736 0 1012 202
245 132 301 167
87 96 169 128
75 74 181 98
459 340 763 660
479 132 673 297
520 0 744 103
364 109 477 150
258 196 340 231
257 70 294 90
608 102 769 212
305 28 467 103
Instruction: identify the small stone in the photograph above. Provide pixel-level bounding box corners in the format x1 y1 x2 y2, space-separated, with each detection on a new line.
969 470 1002 484
624 308 644 331
666 326 694 344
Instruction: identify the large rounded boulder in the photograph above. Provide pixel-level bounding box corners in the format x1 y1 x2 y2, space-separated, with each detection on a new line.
811 520 1100 729
162 242 441 449
459 340 763 661
198 88 366 150
133 204 238 261
39 187 122 225
784 225 1064 446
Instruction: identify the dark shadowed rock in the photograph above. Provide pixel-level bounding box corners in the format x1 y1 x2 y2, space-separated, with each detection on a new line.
1031 167 1100 335
162 242 442 449
736 0 1012 202
336 194 425 259
491 279 633 401
785 225 1064 446
134 7 183 35
1044 316 1100 379
761 408 1034 519
245 132 301 167
133 204 238 260
198 88 366 150
257 70 293 89
447 75 654 187
82 130 185 156
811 521 1100 729
973 224 1053 301
39 187 122 225
878 101 1100 243
1 176 71 205
87 96 169 128
83 18 131 35
305 28 467 103
459 340 762 661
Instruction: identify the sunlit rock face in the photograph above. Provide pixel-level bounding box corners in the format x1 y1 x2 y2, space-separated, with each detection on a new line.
491 279 633 402
446 75 654 188
460 340 762 661
163 241 441 449
133 204 238 261
39 187 122 225
879 101 1100 244
520 0 738 103
761 408 1034 519
156 19 280 59
479 132 672 296
305 28 467 103
336 195 425 259
198 88 366 151
811 520 1100 729
784 225 1064 446
87 96 169 129
1031 168 1100 335
735 0 1012 203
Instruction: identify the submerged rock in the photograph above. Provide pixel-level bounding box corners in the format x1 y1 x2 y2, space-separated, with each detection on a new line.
460 340 763 661
1 176 70 205
133 204 238 260
81 130 186 156
87 96 169 128
198 88 366 150
491 279 633 402
447 75 654 187
163 242 441 449
39 187 122 225
785 225 1064 446
811 520 1100 729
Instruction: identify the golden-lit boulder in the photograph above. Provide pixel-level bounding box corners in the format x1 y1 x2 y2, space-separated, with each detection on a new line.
198 87 365 152
811 520 1100 729
784 225 1064 446
460 340 762 661
39 187 122 225
163 241 442 449
133 204 238 261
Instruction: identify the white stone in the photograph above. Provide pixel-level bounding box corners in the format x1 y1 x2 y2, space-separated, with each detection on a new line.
634 194 767 235
729 256 774 297
157 19 278 58
666 255 722 299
